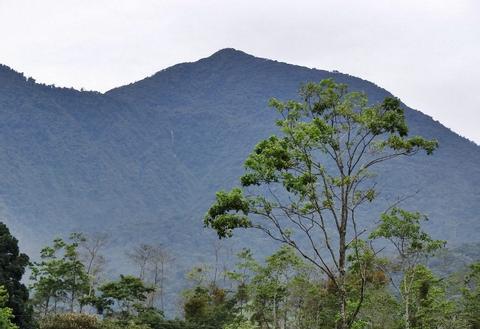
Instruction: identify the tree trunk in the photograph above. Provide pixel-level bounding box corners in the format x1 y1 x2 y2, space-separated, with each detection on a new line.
338 284 348 329
44 296 50 316
338 203 348 329
273 292 278 329
70 273 76 312
160 262 165 312
404 277 410 329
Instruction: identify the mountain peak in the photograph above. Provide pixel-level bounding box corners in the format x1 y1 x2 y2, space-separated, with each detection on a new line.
209 48 252 58
204 48 258 63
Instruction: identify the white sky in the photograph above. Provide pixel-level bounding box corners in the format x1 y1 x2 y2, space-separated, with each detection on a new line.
0 0 479 143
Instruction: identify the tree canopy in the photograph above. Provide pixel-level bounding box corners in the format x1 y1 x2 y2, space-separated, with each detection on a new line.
205 79 438 328
0 222 34 329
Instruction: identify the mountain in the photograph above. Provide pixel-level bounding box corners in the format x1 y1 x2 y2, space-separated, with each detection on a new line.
0 48 479 285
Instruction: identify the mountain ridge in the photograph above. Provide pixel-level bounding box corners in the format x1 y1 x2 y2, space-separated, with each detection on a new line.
3 49 477 147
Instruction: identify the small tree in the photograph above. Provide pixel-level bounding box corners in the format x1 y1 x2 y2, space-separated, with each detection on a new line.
78 232 109 312
97 275 154 319
30 233 90 313
369 208 447 329
182 266 236 329
205 79 437 328
248 246 305 329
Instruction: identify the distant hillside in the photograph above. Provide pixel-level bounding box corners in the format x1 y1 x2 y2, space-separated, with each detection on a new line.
0 48 479 295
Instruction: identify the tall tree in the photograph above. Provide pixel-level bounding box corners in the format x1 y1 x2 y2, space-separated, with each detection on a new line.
0 222 34 329
78 232 109 312
145 245 173 312
127 245 154 281
127 243 173 311
204 79 437 329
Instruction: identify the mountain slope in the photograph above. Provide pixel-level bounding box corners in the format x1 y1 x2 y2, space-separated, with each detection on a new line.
108 48 480 243
0 48 479 271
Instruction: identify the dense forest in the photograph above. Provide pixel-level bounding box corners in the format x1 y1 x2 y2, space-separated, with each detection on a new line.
0 79 479 329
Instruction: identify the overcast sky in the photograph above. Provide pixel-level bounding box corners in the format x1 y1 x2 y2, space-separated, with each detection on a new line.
0 0 479 143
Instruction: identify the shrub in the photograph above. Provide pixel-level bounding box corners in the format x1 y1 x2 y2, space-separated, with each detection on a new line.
98 319 150 329
223 319 258 329
39 313 98 329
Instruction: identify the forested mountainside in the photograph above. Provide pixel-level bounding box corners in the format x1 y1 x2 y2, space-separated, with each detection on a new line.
0 48 479 276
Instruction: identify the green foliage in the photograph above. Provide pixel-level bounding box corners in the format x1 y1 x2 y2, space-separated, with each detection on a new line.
205 189 251 238
144 319 195 329
356 288 401 329
134 307 165 328
183 285 235 328
0 222 34 329
36 303 186 329
205 79 438 328
227 246 339 329
97 275 154 318
9 227 480 329
0 286 19 329
371 209 449 329
370 208 446 259
38 313 97 329
97 319 150 329
30 233 90 314
223 319 258 329
247 246 306 329
404 265 455 329
206 80 437 239
288 278 338 329
460 262 480 328
37 313 153 329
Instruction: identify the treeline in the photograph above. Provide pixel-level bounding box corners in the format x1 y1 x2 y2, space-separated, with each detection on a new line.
0 220 479 329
